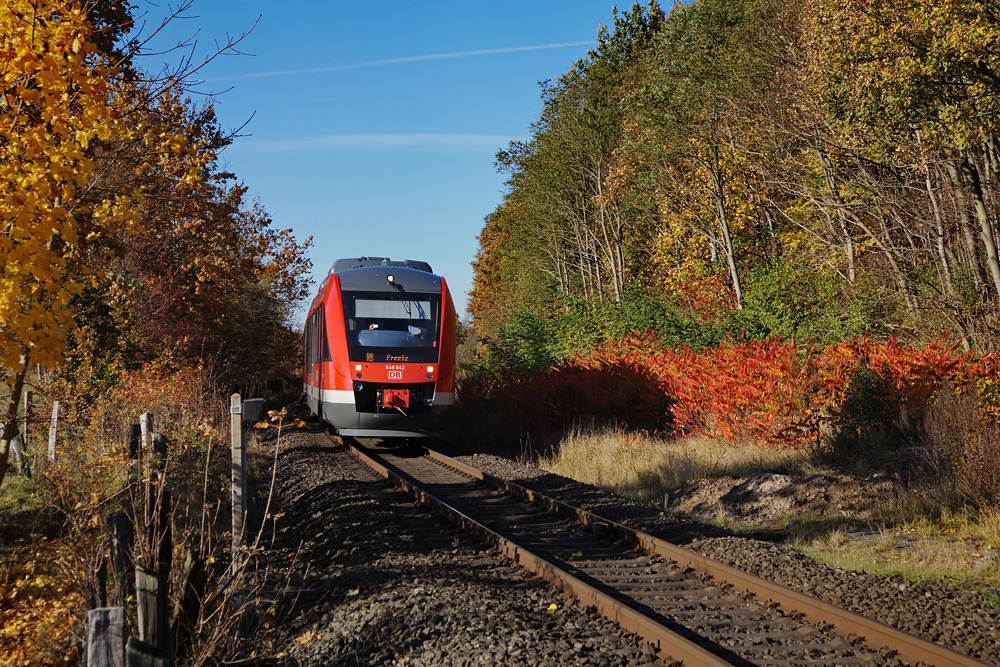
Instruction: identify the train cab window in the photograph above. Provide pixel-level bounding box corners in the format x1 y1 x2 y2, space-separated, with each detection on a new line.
342 292 440 363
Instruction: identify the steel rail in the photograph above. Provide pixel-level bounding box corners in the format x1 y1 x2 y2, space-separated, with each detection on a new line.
424 448 988 667
345 440 731 666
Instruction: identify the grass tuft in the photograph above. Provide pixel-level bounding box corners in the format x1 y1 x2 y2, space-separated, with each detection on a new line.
539 426 816 506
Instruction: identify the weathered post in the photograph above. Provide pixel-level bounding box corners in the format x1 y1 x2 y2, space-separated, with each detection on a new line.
86 607 125 667
109 512 134 603
125 636 170 667
135 567 169 655
47 400 58 461
151 434 172 578
230 394 245 575
10 433 28 477
139 412 154 453
135 413 171 659
127 423 141 489
138 413 153 532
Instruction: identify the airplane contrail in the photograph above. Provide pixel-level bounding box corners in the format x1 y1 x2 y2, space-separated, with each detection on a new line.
210 41 595 81
228 133 520 152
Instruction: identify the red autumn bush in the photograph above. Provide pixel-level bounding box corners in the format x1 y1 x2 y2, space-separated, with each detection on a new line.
461 328 998 453
603 330 819 445
458 349 672 453
815 335 991 423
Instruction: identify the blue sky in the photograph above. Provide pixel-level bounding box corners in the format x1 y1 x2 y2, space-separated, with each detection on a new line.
136 1 624 320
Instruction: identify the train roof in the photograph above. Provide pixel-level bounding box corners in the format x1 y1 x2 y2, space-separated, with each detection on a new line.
331 257 433 273
312 258 442 307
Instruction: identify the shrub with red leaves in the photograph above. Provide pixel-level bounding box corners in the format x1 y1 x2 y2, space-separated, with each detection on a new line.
459 329 998 454
457 349 672 453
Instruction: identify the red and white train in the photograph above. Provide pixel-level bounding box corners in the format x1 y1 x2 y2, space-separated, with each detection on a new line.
303 257 457 438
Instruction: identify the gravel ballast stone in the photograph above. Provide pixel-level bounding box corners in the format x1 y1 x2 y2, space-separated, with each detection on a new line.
456 452 1000 665
253 431 659 666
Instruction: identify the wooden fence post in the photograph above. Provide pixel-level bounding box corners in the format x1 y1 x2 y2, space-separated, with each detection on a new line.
127 423 141 488
109 512 134 604
151 434 172 579
86 607 125 667
10 434 28 477
134 412 171 660
135 567 169 654
47 400 58 461
125 636 170 667
231 393 245 575
139 412 153 454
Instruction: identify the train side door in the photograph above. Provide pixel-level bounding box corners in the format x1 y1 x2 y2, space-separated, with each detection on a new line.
314 306 323 396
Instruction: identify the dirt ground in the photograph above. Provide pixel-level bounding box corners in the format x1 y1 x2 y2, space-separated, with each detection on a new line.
666 471 899 525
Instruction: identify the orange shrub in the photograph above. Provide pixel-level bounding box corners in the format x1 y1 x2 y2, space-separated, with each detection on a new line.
458 347 672 453
814 335 988 418
608 331 819 446
462 329 998 451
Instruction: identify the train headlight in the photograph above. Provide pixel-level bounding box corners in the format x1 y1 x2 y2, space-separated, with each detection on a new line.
353 381 364 392
426 374 433 380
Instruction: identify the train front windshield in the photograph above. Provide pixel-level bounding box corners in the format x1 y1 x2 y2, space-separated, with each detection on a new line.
342 292 441 363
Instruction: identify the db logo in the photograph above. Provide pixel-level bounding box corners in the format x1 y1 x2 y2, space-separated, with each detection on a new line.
387 370 403 380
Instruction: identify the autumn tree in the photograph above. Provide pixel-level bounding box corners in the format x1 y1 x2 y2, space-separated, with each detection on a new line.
69 93 312 396
471 0 1000 371
0 2 283 487
801 0 1000 342
479 1 664 321
0 1 139 486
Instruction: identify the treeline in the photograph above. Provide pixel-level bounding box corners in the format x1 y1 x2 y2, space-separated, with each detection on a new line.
0 1 311 485
470 0 1000 365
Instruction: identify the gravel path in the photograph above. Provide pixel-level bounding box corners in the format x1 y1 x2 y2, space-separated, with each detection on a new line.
251 429 660 666
454 452 1000 665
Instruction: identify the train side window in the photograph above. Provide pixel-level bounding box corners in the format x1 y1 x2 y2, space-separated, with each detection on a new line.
320 306 331 361
309 311 319 364
305 313 313 365
313 312 320 364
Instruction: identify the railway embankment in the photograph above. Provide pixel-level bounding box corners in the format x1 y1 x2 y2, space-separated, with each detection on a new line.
252 422 999 665
459 452 1000 665
254 428 657 666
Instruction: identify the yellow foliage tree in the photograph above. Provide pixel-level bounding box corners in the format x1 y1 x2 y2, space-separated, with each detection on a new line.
0 2 136 485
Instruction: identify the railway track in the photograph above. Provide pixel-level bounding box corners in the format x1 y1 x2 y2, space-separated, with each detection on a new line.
343 438 988 667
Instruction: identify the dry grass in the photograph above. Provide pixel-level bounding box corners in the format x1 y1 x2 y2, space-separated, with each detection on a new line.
538 426 818 506
539 425 1000 599
795 507 1000 592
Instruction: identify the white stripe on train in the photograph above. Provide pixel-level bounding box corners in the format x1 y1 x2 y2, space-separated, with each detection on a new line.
306 385 455 406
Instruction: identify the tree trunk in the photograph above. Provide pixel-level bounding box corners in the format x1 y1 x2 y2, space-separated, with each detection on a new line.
0 357 29 489
923 160 954 295
945 158 985 287
816 146 856 284
849 211 916 315
960 148 1000 310
707 158 744 310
